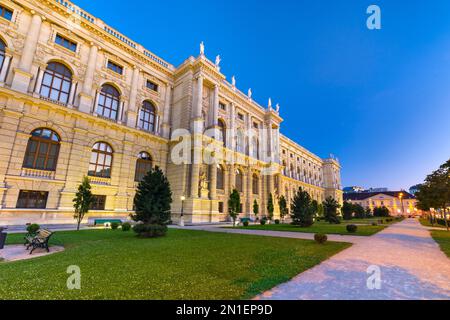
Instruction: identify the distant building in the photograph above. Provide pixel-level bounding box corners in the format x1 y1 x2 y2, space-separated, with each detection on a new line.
409 184 422 195
343 186 365 193
344 191 420 216
366 187 389 193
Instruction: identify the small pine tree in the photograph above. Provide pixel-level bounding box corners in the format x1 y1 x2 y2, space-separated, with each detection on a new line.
290 187 314 227
267 193 274 221
132 166 172 229
354 204 366 219
323 196 341 224
279 195 288 222
342 201 354 220
73 176 94 231
228 189 241 226
253 199 259 221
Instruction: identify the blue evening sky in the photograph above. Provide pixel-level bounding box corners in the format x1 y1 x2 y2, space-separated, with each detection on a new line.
72 0 450 190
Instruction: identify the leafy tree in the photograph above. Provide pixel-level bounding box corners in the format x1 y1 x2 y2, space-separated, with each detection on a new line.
267 193 274 221
290 188 314 227
311 200 319 217
342 201 354 220
373 206 390 217
416 159 450 231
279 195 289 222
317 203 324 218
323 196 341 224
365 207 372 217
228 189 241 226
132 167 172 234
73 176 94 231
354 204 366 219
253 199 259 221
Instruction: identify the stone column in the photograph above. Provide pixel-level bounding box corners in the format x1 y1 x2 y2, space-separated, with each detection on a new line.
79 44 99 113
12 13 43 93
209 164 217 200
229 102 236 150
33 65 45 96
211 84 219 127
161 84 172 138
126 66 140 127
67 79 77 107
246 114 252 157
0 54 12 83
246 167 253 215
189 76 204 198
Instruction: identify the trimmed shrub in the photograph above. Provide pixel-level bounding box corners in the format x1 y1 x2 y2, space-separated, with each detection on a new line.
122 222 131 231
346 224 358 233
26 223 40 235
260 218 267 226
111 222 120 230
243 221 249 227
133 224 167 238
372 222 378 226
274 219 280 225
314 233 328 244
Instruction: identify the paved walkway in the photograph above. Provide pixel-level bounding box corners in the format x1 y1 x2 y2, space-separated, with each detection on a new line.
171 224 364 244
0 245 64 262
253 219 450 300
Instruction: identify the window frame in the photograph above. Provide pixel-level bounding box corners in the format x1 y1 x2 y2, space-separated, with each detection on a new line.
40 62 73 104
107 60 123 75
134 152 153 182
146 80 158 92
97 84 120 120
55 34 77 52
16 190 49 209
139 101 156 132
0 5 13 21
23 128 61 171
88 142 113 178
90 195 106 210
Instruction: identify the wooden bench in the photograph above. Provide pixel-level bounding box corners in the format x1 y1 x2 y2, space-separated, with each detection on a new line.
25 229 54 255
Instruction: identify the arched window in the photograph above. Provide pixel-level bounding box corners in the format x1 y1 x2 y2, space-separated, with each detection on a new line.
135 151 152 182
252 174 259 195
23 128 60 171
251 137 259 159
0 39 6 71
216 164 224 190
97 84 120 120
236 129 245 153
88 142 113 178
40 62 72 104
235 169 243 192
218 119 226 145
139 101 156 132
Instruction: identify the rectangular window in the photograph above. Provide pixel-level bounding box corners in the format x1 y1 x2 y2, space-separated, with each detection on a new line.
16 190 48 209
90 195 106 210
219 102 226 110
107 61 123 75
0 5 13 21
237 113 244 120
146 80 158 91
55 34 77 52
218 202 224 213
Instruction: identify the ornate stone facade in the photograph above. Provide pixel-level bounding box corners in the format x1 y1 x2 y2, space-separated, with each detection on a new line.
0 0 342 225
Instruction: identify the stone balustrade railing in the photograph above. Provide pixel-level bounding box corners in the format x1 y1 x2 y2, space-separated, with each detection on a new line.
21 168 55 179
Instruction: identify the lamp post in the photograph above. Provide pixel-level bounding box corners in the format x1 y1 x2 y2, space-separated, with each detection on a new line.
179 195 186 227
399 192 405 217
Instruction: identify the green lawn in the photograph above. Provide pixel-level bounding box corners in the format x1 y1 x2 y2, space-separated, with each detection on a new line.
233 221 386 236
431 230 450 258
0 229 350 300
419 218 447 229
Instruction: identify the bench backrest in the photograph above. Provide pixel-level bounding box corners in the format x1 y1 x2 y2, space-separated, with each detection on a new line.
37 229 53 240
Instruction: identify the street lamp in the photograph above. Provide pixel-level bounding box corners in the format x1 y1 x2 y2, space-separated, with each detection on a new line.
179 195 186 227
